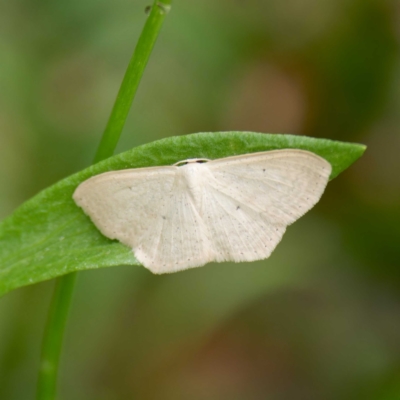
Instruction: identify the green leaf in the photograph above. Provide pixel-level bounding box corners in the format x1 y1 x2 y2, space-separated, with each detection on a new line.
0 132 366 297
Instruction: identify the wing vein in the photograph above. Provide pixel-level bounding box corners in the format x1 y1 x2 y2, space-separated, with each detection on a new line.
208 180 296 222
210 170 294 198
208 187 264 255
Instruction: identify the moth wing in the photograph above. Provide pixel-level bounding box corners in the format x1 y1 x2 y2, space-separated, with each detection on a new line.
201 149 331 262
73 166 176 249
136 171 214 274
73 166 213 274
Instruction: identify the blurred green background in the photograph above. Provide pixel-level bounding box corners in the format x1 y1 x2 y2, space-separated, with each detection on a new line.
1 0 400 399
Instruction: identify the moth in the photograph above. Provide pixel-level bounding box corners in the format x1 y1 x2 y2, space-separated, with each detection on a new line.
73 150 331 274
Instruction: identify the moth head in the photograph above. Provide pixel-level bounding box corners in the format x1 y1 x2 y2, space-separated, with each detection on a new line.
173 158 210 167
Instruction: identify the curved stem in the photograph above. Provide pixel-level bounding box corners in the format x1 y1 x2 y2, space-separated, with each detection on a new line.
36 273 77 400
94 0 172 163
36 2 172 399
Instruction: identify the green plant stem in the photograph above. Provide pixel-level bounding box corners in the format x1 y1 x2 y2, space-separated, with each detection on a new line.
36 273 77 400
94 0 172 163
36 2 172 399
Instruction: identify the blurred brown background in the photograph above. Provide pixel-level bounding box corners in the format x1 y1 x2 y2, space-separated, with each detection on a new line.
1 0 400 399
